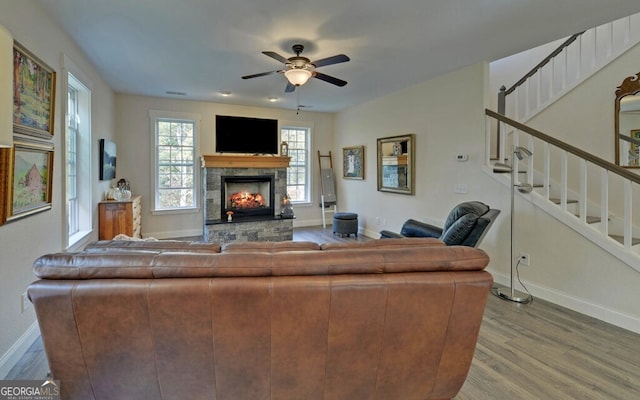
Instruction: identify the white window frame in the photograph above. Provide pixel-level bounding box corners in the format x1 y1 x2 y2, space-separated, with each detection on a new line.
63 56 92 250
67 85 79 235
281 124 312 204
149 110 201 214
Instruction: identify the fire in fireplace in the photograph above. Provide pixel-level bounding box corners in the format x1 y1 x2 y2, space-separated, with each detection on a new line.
229 192 265 208
221 175 275 219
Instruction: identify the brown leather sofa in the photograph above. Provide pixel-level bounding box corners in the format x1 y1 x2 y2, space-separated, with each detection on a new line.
28 238 492 400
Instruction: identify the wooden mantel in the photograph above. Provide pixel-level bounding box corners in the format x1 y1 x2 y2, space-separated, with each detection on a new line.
201 154 290 168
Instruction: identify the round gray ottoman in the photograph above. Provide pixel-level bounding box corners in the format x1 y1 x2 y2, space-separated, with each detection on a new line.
333 212 358 237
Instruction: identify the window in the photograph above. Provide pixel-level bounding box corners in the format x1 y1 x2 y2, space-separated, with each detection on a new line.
150 111 200 213
67 86 79 235
281 126 311 203
65 68 92 249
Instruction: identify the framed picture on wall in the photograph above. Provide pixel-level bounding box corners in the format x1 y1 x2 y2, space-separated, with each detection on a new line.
377 134 415 195
342 145 365 180
630 129 640 166
13 41 56 140
100 139 117 180
4 140 54 222
0 147 11 226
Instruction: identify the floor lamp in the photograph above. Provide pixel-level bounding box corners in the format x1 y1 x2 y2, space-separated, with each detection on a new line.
491 145 533 304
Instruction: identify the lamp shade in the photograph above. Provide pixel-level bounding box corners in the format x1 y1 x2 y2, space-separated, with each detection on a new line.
284 69 312 86
514 146 532 160
493 162 512 173
0 25 13 147
0 23 13 148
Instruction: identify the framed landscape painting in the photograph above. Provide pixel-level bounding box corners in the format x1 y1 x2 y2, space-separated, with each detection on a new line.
343 145 365 180
13 41 56 139
4 141 54 221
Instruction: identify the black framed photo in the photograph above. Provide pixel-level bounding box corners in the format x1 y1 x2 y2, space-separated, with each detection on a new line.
99 139 116 180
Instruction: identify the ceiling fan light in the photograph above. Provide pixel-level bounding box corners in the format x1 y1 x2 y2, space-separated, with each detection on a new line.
284 69 312 86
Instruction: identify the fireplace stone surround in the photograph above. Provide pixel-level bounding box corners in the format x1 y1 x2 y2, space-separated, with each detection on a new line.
202 155 293 243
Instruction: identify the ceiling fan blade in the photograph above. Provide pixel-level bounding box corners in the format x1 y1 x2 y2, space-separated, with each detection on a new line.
313 72 347 87
241 70 280 80
262 51 289 64
284 82 296 93
311 54 350 68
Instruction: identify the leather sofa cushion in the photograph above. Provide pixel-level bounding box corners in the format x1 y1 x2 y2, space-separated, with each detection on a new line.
321 237 444 250
222 241 321 252
33 245 488 280
84 240 221 253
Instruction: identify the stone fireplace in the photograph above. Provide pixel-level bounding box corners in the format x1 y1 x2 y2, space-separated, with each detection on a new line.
202 155 292 243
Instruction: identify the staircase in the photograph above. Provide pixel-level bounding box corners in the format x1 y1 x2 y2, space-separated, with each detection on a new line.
485 109 640 270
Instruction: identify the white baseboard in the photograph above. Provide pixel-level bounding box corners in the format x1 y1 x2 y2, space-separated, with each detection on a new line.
489 269 640 334
0 321 40 379
293 219 325 228
360 227 380 239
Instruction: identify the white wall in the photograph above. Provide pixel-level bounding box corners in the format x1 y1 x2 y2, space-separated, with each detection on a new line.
334 64 497 236
115 95 335 238
490 38 565 97
0 0 115 367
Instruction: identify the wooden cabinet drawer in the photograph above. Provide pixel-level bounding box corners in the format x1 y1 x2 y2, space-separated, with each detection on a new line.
98 196 142 240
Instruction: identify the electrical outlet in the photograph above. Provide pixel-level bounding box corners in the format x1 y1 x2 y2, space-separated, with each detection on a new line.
454 184 468 194
21 292 30 313
519 252 530 266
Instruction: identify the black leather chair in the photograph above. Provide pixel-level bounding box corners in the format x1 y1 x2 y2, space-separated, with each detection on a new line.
379 201 500 247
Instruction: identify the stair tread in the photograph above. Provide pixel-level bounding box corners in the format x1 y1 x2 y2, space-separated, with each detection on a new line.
550 198 578 204
609 235 640 246
573 215 612 224
585 216 601 224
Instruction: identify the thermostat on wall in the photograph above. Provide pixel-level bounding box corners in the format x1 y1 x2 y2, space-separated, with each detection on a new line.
456 154 469 162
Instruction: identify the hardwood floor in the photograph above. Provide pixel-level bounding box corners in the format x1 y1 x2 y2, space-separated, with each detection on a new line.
292 225 372 243
7 226 640 399
458 293 640 399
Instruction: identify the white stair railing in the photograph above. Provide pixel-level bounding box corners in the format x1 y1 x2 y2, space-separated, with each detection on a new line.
485 109 640 270
495 13 640 163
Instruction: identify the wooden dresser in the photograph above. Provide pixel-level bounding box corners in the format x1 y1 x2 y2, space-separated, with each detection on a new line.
98 196 142 240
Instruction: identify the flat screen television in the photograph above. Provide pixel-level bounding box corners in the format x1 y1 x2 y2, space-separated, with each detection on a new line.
215 115 278 154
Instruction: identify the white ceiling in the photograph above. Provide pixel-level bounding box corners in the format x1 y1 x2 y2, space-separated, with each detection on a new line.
37 0 640 113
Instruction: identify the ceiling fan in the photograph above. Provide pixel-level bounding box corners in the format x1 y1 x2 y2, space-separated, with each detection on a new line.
242 44 350 93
